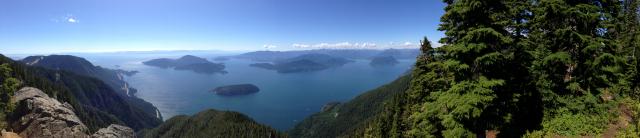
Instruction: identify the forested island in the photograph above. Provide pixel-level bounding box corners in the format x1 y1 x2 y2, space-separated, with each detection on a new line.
143 55 226 74
250 53 352 73
369 56 399 66
211 84 260 96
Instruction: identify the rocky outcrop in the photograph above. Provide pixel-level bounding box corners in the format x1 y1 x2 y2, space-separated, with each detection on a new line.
10 87 135 138
10 87 90 138
91 124 134 138
0 130 21 138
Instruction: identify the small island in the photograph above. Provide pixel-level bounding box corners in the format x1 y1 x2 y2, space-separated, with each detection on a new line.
143 55 226 74
249 53 352 73
369 56 399 66
211 84 260 96
213 56 230 61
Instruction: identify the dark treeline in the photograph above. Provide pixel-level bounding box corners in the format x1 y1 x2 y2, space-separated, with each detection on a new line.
361 0 640 137
139 109 286 138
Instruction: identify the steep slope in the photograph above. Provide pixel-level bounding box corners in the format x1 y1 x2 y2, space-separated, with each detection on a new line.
1 55 160 131
21 55 162 120
140 109 286 138
289 75 411 138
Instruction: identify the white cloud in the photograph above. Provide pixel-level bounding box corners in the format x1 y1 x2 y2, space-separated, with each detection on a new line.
67 17 78 23
263 44 277 49
291 42 377 49
53 14 78 23
403 42 414 46
292 43 311 48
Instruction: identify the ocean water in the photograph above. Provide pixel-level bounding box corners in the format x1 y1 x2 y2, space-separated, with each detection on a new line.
80 53 415 130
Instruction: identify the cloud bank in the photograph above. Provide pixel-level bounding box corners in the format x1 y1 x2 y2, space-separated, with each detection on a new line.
290 41 421 49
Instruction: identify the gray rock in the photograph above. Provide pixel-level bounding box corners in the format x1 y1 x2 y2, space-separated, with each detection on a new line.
91 124 134 138
10 87 137 138
10 87 90 138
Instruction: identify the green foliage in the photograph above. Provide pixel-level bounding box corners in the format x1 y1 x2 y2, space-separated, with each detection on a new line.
141 109 286 138
617 98 640 137
288 75 411 138
357 0 640 137
0 63 20 129
0 55 165 132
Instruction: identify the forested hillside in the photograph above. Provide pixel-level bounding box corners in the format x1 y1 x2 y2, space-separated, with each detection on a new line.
21 55 163 122
140 109 286 138
289 75 411 137
0 55 159 132
361 0 640 137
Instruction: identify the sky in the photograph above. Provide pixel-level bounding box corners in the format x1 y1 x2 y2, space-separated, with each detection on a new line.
0 0 446 54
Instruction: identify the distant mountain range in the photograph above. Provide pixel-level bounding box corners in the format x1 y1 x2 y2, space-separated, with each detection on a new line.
143 55 227 74
235 49 419 62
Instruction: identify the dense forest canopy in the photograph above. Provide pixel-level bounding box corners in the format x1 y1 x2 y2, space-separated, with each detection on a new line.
364 0 640 137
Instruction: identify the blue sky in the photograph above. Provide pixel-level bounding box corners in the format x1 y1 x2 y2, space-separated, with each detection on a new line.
0 0 446 54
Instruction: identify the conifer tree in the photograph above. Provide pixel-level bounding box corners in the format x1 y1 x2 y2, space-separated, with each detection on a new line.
403 0 533 137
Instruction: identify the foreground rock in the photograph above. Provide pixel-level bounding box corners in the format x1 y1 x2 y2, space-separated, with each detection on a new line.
1 131 20 138
10 87 135 138
10 87 90 138
91 124 134 138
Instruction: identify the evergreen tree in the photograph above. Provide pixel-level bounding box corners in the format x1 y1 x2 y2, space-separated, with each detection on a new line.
403 0 534 137
621 0 640 99
527 0 625 135
0 63 19 112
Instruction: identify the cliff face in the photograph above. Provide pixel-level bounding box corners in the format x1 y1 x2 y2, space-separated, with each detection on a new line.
9 87 134 138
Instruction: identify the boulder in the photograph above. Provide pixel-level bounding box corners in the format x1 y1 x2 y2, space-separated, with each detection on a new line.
10 87 90 138
91 124 134 138
10 87 135 138
1 130 20 138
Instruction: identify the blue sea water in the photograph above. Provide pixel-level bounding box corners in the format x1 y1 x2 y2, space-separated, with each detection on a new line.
81 53 414 130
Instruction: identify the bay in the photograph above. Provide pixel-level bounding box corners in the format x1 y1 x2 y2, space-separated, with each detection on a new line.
81 53 414 130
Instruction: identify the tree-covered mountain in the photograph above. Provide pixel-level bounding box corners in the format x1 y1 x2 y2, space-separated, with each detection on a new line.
139 109 286 138
250 53 353 73
370 56 400 66
143 55 226 74
21 55 162 121
0 55 161 132
289 75 411 138
355 0 640 137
